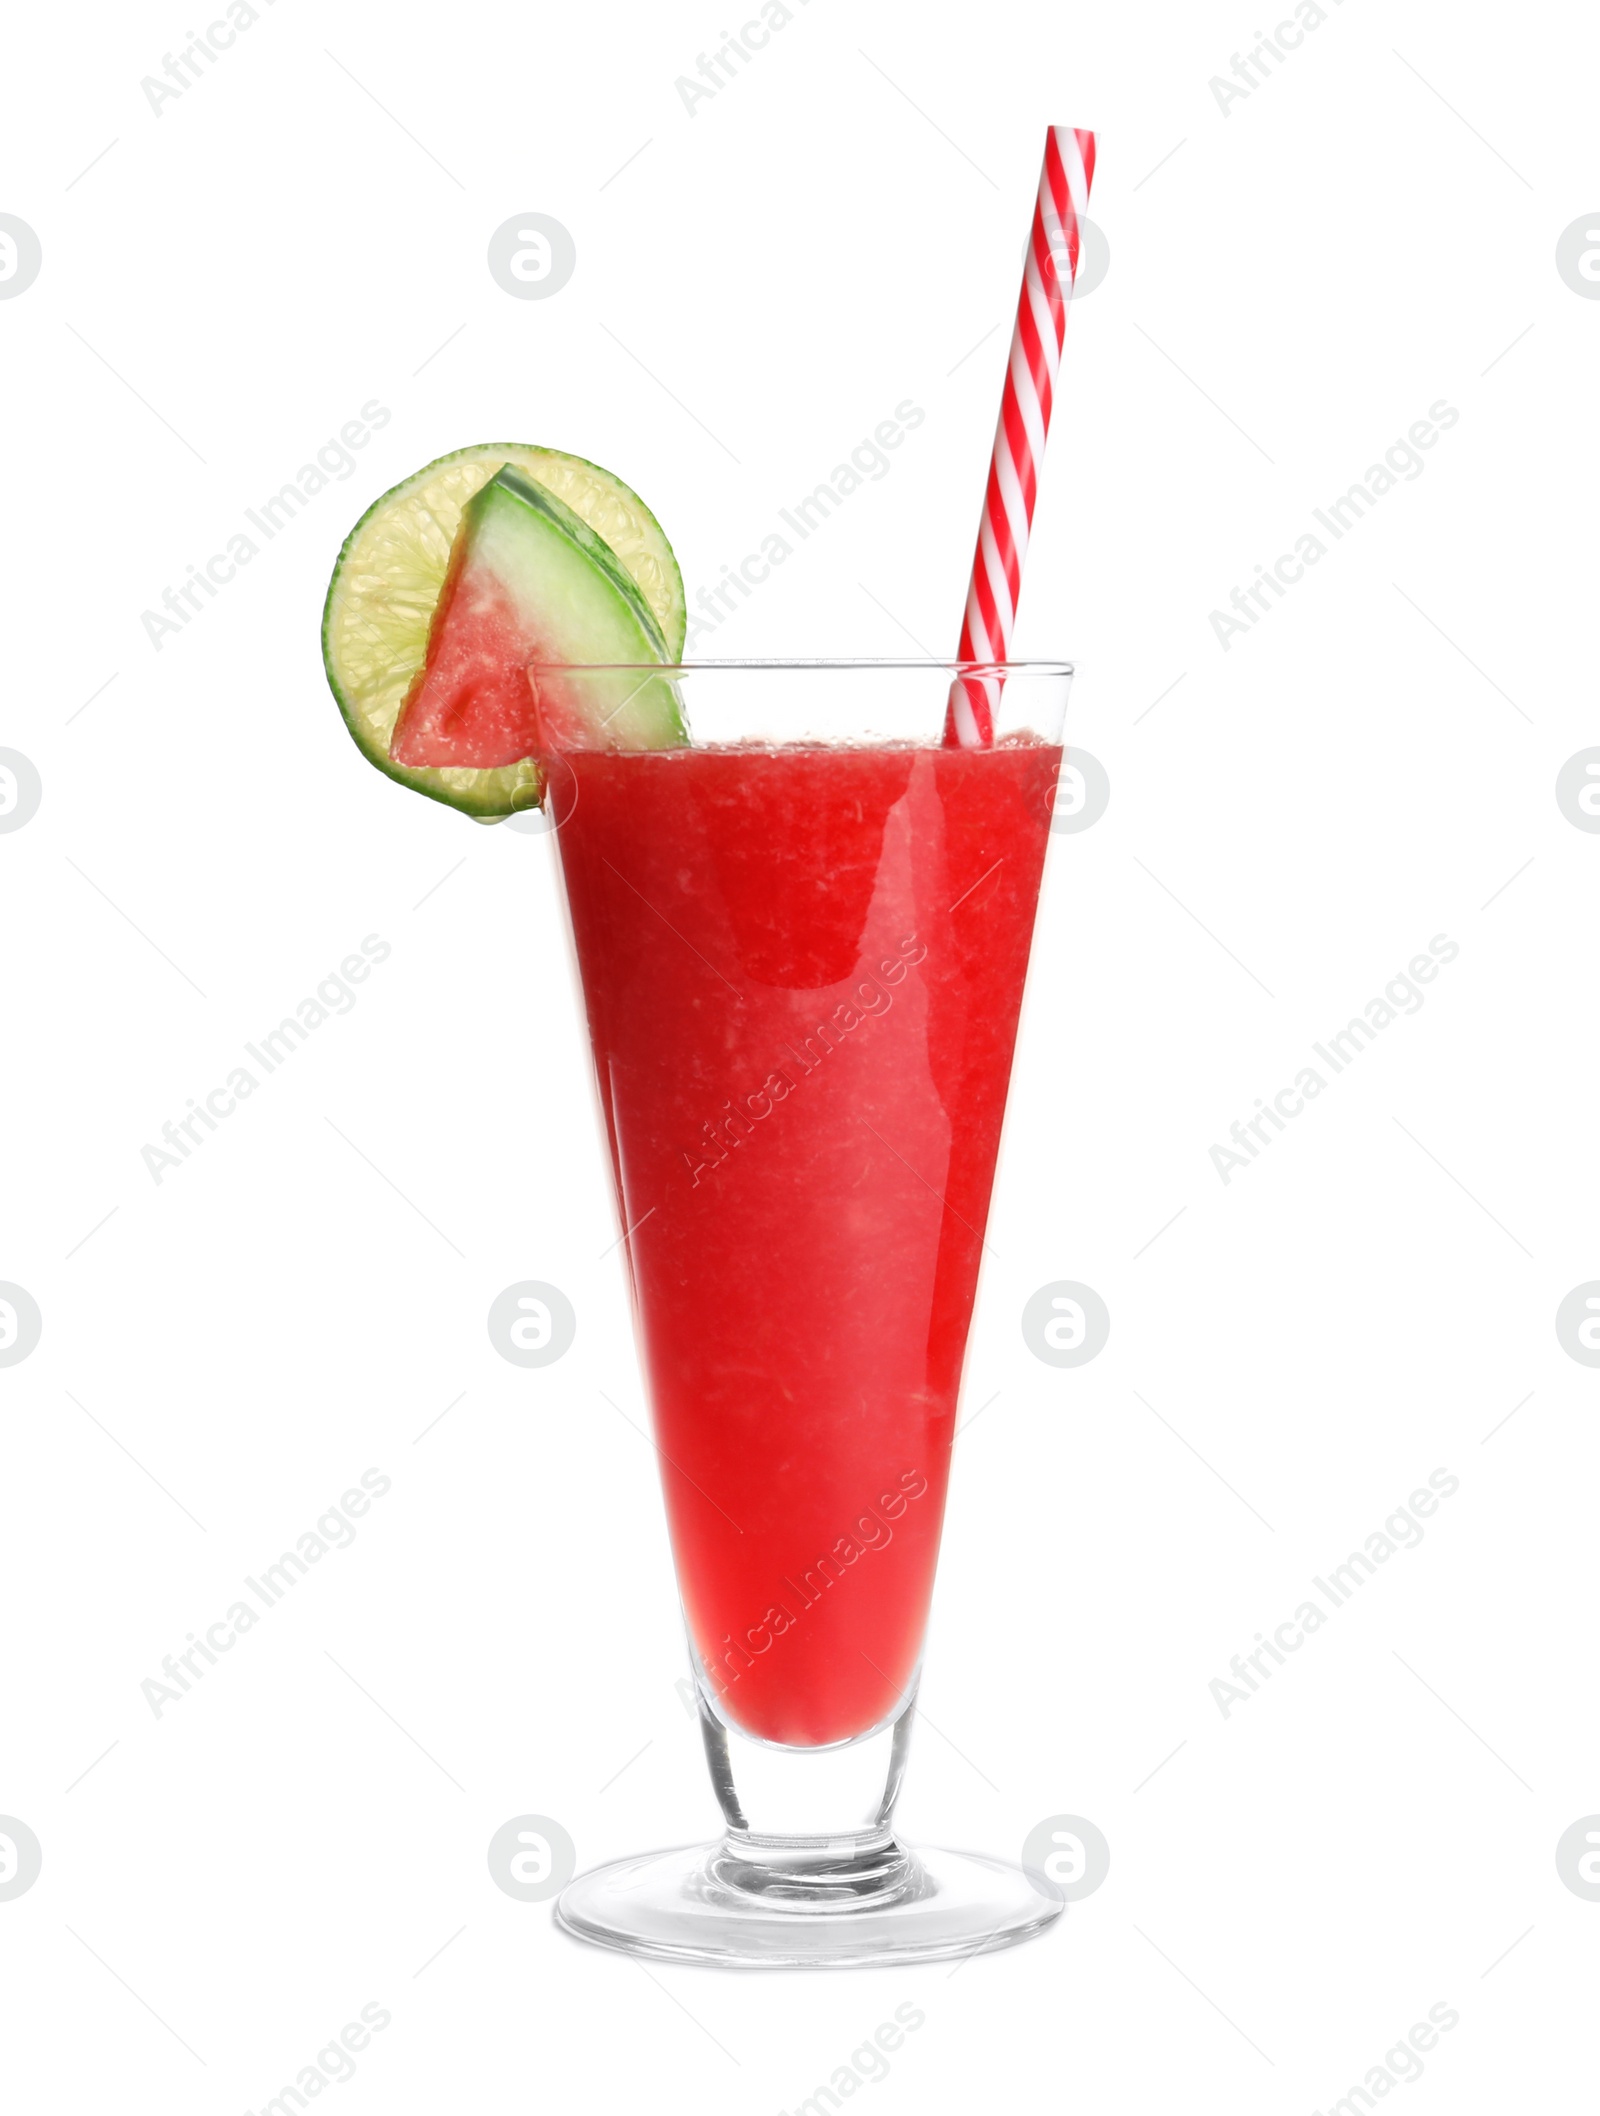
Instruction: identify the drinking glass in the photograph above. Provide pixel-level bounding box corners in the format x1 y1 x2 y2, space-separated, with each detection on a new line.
541 661 1071 1966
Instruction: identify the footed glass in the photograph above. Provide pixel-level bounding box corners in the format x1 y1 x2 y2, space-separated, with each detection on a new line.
543 662 1071 1966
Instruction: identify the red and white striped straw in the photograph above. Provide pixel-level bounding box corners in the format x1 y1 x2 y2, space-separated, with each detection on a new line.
944 124 1096 748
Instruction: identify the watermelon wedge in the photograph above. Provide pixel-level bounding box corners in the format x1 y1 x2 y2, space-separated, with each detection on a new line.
387 465 686 771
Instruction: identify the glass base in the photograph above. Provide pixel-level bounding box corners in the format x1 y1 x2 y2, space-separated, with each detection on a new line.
554 1838 1064 1968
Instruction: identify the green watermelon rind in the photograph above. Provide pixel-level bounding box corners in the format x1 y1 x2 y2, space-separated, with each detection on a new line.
489 466 671 664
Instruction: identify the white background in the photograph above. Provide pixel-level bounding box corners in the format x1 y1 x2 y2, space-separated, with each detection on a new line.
3 0 1598 2107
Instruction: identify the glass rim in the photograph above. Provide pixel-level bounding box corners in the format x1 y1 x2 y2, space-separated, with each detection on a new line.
525 657 1075 678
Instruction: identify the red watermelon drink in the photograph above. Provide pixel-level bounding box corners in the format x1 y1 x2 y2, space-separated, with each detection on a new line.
551 732 1060 1748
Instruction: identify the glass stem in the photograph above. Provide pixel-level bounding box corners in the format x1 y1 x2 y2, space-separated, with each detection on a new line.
696 1681 919 1906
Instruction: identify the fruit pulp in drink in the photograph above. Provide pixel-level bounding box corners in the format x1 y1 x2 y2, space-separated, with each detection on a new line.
553 739 1060 1745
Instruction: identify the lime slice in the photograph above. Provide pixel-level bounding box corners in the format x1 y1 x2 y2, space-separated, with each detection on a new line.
322 443 686 818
